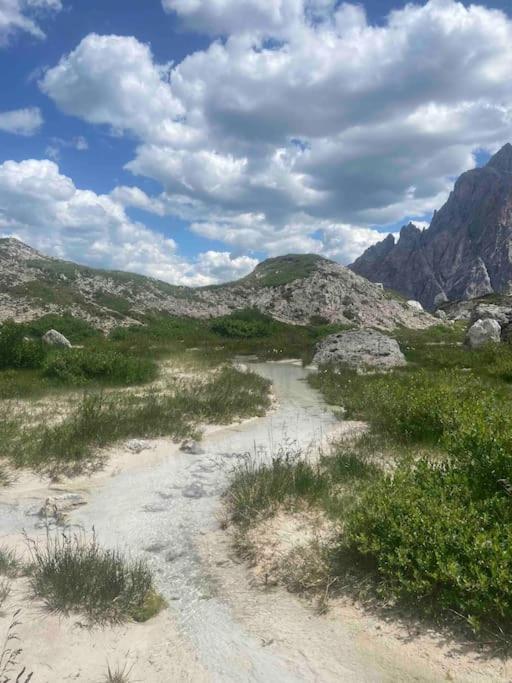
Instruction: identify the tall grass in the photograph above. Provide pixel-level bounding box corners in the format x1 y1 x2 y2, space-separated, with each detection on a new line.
6 367 271 474
28 530 164 624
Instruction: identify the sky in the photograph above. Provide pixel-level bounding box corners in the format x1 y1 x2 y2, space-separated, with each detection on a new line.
1 0 512 286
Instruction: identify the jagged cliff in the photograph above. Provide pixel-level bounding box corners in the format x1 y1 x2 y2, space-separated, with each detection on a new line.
0 239 432 331
351 143 512 309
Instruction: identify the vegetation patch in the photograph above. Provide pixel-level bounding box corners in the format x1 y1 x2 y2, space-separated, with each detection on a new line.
4 367 271 474
42 348 157 386
28 530 165 624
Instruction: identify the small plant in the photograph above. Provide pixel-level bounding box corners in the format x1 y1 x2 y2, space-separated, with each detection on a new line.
28 530 165 624
0 610 33 682
104 661 133 683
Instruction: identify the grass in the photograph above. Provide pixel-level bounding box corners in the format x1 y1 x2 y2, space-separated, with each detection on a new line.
104 662 133 683
28 530 165 624
2 366 271 475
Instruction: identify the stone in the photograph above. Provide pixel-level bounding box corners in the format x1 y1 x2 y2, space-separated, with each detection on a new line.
125 439 152 454
233 362 250 373
407 300 424 312
42 329 72 348
465 318 502 348
469 304 512 327
180 439 205 455
312 329 406 370
434 309 447 320
39 493 87 524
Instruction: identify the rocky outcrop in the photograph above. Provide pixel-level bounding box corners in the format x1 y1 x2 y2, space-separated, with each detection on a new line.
351 143 512 310
42 329 72 347
312 329 406 369
466 319 501 348
0 238 435 332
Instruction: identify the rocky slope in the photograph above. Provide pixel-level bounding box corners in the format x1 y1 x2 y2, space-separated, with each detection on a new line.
0 239 432 331
351 143 512 310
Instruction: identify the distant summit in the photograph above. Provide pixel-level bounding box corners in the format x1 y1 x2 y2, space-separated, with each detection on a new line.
351 144 512 309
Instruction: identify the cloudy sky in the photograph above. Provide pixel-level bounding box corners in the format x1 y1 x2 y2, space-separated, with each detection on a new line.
1 0 512 285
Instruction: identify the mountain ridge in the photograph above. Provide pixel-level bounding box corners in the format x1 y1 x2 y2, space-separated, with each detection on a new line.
351 143 512 309
0 238 432 331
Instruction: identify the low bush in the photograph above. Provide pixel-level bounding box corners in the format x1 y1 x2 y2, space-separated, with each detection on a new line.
29 530 164 623
42 348 157 386
211 309 275 338
23 314 100 344
0 321 45 370
345 456 512 631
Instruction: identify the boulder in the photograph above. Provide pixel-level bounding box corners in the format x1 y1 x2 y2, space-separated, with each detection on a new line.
465 318 501 348
313 329 406 370
434 309 447 321
469 304 512 327
407 300 424 312
42 329 72 348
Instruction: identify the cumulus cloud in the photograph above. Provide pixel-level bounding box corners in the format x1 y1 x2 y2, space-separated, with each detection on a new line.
0 159 255 285
37 1 512 263
0 0 61 46
0 107 42 135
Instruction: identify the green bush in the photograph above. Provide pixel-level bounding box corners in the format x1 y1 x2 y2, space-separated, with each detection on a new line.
346 458 512 630
0 320 45 370
23 314 100 344
211 309 275 338
42 348 157 386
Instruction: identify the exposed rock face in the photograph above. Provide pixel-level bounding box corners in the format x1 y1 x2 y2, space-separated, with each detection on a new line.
466 318 501 348
351 143 512 310
42 329 72 347
312 329 406 369
0 239 434 332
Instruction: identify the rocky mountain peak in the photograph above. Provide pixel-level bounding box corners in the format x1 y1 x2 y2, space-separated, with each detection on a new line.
487 142 512 174
351 143 512 309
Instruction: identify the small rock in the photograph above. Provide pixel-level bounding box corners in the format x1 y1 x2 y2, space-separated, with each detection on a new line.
42 329 72 348
434 309 447 320
126 439 152 454
39 493 87 523
182 483 206 499
233 362 250 373
407 300 424 312
180 439 204 455
466 318 501 348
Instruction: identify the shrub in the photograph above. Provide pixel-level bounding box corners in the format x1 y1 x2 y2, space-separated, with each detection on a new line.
42 348 157 386
345 459 512 631
0 321 45 370
28 530 165 623
211 309 275 338
23 314 100 344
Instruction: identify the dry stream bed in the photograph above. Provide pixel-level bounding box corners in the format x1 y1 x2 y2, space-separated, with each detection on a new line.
0 361 510 681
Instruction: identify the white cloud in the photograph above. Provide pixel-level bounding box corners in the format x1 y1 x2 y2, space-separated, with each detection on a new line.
0 159 254 286
44 135 89 160
0 107 42 135
36 1 512 263
0 0 61 46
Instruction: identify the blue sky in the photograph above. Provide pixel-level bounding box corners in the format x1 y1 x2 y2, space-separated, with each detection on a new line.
1 0 512 285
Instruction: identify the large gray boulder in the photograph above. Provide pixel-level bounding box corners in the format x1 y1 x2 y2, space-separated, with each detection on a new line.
313 329 406 370
42 329 72 348
465 318 501 348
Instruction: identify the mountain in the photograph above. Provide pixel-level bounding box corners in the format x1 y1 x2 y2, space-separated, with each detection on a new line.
0 239 432 331
351 143 512 309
